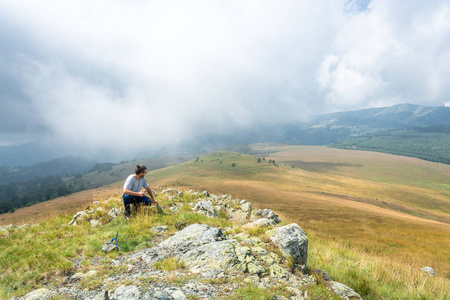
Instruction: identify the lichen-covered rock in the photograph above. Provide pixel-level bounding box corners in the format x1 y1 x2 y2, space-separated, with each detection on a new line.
254 208 282 224
194 200 219 217
328 281 362 300
152 225 169 234
22 288 52 300
102 241 119 253
71 270 98 280
108 208 122 218
229 202 254 224
243 218 276 228
160 224 225 252
311 269 361 299
163 188 179 195
240 200 252 212
111 285 141 300
181 239 265 277
90 219 102 227
251 246 281 266
267 223 308 271
69 211 88 225
0 227 9 237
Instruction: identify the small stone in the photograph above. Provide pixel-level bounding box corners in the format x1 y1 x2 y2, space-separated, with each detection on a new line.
90 219 102 227
108 208 122 218
194 201 219 217
420 266 436 277
170 289 187 300
243 218 274 228
328 281 362 300
22 288 52 300
152 225 169 234
102 242 119 253
241 202 252 212
112 285 141 300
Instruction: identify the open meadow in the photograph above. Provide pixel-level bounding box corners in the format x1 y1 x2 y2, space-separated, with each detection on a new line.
1 144 449 299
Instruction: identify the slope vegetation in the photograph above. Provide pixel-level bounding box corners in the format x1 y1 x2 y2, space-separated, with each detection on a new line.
145 145 450 279
1 145 449 298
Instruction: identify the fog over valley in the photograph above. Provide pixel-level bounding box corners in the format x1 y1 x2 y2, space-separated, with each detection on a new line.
1 0 450 164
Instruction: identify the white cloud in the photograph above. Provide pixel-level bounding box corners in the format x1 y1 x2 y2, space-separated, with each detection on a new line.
1 0 450 158
317 0 450 110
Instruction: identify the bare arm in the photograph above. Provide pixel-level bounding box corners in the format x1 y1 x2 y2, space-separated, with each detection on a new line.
146 186 159 205
123 188 145 197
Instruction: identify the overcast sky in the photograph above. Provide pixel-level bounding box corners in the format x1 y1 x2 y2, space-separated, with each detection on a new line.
1 0 450 159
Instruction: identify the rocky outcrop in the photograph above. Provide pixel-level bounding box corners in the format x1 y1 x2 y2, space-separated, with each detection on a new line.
0 224 32 238
17 189 365 300
69 206 122 227
194 201 219 218
267 223 308 271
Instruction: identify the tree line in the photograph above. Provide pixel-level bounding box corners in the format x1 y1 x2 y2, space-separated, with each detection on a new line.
0 175 83 214
330 126 450 165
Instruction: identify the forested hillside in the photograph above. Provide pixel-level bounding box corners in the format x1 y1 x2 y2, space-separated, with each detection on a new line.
330 125 450 164
0 155 193 214
0 156 98 184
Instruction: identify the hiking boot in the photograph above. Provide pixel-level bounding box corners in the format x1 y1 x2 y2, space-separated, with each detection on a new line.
124 211 130 220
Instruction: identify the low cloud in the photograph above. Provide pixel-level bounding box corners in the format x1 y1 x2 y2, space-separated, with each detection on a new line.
1 0 449 159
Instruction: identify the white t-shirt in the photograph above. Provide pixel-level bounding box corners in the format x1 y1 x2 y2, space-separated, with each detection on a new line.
123 174 149 193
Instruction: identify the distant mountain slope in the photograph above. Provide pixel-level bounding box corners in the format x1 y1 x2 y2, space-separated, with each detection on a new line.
0 156 98 184
280 103 450 146
329 125 450 165
315 103 450 126
0 142 64 166
0 155 194 214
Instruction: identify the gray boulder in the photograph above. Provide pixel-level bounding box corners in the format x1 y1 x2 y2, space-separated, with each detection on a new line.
255 208 282 224
194 201 219 217
160 224 225 252
329 281 362 300
312 269 362 299
22 288 52 300
102 241 119 253
181 240 265 277
108 208 122 218
243 218 276 228
152 225 169 234
69 211 88 225
267 223 308 271
111 285 141 300
240 200 252 213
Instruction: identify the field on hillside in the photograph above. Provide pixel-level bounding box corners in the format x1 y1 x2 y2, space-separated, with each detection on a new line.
144 145 450 280
2 144 449 298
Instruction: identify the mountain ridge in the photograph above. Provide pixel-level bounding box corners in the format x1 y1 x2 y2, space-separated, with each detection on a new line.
1 103 449 168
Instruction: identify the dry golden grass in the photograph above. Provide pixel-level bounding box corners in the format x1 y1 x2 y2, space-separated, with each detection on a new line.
2 145 449 284
146 146 450 279
0 186 122 226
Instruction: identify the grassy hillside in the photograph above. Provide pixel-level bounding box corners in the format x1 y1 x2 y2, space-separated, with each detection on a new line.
1 190 449 299
0 155 195 215
1 145 449 299
145 146 450 278
63 155 195 191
